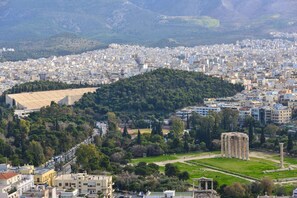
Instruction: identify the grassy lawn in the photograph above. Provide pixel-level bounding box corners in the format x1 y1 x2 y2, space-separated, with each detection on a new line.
271 155 297 165
192 157 277 179
131 155 178 164
132 151 297 187
264 169 297 180
174 151 220 158
175 162 249 186
131 151 220 164
191 157 297 180
128 128 169 135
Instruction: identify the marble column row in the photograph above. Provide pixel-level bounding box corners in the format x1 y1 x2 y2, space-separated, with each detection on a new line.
221 133 249 160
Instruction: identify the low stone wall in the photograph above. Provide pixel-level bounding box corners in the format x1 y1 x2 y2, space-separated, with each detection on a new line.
263 167 293 173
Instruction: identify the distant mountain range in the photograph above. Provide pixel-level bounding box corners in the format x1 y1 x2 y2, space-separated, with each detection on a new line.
0 0 297 46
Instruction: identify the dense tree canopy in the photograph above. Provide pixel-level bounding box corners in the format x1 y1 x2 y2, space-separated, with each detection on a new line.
76 68 244 119
0 101 93 166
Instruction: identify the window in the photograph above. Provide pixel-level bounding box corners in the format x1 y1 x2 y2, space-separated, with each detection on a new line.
37 178 40 182
59 183 62 186
65 183 68 186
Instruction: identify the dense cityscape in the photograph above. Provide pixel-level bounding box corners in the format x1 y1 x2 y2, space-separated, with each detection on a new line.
0 35 296 197
2 37 297 126
1 1 297 197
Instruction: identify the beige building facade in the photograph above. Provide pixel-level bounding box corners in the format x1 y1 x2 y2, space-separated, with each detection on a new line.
54 173 112 198
271 108 292 124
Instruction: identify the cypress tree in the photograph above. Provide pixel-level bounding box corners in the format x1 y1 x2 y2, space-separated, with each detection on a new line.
186 113 190 130
260 128 265 145
184 139 189 152
248 120 254 146
287 133 293 152
137 129 142 144
152 121 163 136
122 125 129 138
156 122 163 136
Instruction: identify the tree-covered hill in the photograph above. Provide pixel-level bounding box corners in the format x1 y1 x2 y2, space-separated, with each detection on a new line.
76 69 244 119
0 81 97 166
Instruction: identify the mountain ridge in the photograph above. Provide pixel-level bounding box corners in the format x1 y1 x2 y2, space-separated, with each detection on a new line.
0 0 296 45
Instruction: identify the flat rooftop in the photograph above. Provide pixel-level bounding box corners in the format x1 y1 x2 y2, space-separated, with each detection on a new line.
34 168 54 175
55 173 112 181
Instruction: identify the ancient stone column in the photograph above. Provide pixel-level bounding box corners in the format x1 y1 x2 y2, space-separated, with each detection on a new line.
280 143 284 169
220 132 250 161
242 137 246 160
228 135 232 158
246 137 249 160
230 137 234 157
224 135 228 157
232 136 236 157
234 136 238 158
238 136 242 159
221 134 224 157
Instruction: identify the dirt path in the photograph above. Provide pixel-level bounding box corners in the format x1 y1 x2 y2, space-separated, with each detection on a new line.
249 151 280 163
155 151 279 166
203 168 256 182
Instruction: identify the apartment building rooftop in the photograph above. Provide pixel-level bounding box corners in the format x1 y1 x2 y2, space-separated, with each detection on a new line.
0 172 18 180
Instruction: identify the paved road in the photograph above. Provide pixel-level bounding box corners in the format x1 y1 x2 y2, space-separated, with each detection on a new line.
43 126 101 171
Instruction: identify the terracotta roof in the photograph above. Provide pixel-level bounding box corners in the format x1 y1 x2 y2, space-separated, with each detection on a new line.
0 172 18 180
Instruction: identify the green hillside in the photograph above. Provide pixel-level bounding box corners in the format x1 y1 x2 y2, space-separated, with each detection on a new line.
76 69 244 119
0 33 105 62
0 81 96 166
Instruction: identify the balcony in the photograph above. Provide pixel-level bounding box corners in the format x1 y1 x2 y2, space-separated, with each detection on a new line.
8 187 17 195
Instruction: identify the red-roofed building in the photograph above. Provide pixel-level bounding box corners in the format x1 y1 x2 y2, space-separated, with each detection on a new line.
0 172 20 185
0 172 34 198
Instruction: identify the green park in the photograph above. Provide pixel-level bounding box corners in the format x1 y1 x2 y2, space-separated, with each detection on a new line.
132 151 297 188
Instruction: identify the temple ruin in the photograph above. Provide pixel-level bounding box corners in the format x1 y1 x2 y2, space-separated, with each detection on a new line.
221 132 249 160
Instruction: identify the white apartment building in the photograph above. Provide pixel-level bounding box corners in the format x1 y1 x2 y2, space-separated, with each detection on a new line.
0 172 34 198
176 106 221 119
54 173 113 198
192 106 221 116
0 185 18 198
